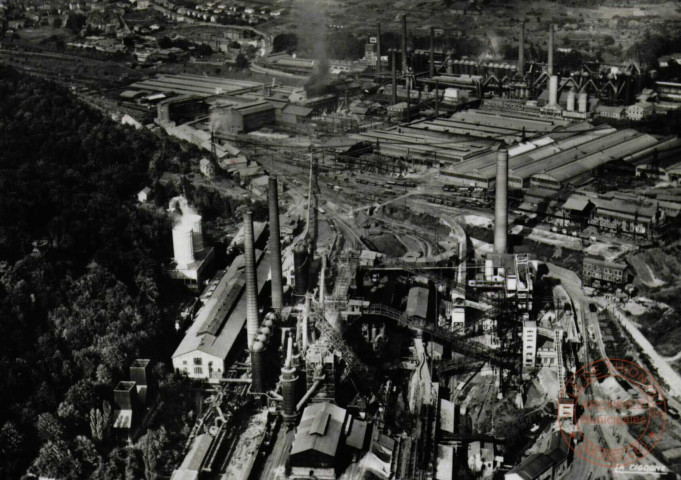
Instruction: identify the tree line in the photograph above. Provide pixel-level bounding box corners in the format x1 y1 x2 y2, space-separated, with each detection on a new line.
0 65 199 479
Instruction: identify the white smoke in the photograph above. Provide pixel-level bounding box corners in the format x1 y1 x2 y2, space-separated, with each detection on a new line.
168 195 200 228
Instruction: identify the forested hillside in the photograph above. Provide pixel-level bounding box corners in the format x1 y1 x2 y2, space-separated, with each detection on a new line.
0 66 194 479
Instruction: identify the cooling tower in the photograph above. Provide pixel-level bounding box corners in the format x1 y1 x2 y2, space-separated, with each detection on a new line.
244 211 260 349
173 225 194 268
494 149 509 255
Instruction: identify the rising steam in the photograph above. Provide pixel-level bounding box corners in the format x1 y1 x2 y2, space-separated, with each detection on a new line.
168 195 200 228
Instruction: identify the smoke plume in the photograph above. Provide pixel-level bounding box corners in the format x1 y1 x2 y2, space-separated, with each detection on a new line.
168 195 200 227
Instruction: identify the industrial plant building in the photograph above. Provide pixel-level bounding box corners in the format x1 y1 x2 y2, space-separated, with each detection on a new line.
289 402 369 479
171 221 269 381
582 257 629 290
439 124 676 191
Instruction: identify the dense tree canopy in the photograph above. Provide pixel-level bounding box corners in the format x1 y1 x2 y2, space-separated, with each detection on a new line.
0 66 190 478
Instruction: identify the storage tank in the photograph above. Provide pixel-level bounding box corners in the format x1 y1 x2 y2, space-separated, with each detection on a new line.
578 92 588 113
250 341 266 393
173 225 194 268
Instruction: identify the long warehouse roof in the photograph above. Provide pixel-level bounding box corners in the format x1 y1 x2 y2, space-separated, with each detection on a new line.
536 132 659 183
440 126 612 181
130 74 263 97
172 249 269 360
510 129 644 180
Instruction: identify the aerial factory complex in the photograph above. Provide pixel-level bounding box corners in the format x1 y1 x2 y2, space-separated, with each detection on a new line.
5 0 681 479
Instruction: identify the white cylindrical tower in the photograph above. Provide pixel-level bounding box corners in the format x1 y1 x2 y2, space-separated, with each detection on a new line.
549 75 558 106
173 225 194 268
187 214 203 253
567 90 575 112
578 92 588 113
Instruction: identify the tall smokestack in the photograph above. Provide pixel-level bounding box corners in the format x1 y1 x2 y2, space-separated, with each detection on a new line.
548 24 554 76
244 211 260 349
319 252 326 303
268 177 284 312
494 149 508 255
376 22 382 72
401 14 408 75
549 75 558 106
518 20 525 76
429 27 435 78
391 50 397 105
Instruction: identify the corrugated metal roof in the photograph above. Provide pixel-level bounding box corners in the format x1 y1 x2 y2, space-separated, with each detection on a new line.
513 129 640 180
291 403 346 458
537 132 659 183
562 195 592 212
283 104 314 116
172 249 268 360
406 286 430 319
508 453 553 479
584 257 628 270
235 101 274 116
345 416 368 450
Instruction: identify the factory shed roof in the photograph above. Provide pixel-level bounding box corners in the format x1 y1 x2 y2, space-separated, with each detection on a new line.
291 402 347 459
592 196 657 221
507 453 554 480
233 101 274 116
130 73 262 97
345 417 369 450
440 126 612 183
511 129 644 181
562 195 593 212
451 109 569 132
265 98 288 110
540 132 659 183
546 432 569 465
171 249 268 360
584 257 628 270
406 286 430 319
283 104 314 117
